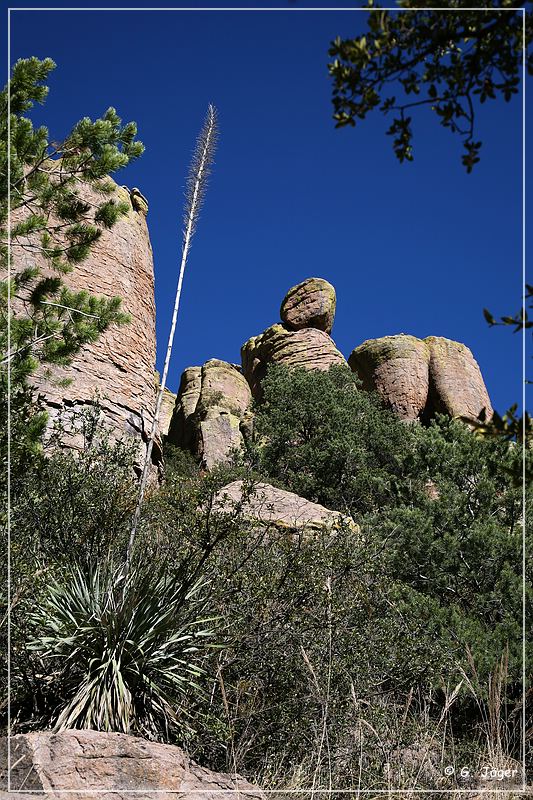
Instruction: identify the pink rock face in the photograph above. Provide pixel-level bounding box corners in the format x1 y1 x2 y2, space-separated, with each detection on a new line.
241 324 346 399
349 335 431 421
213 480 357 534
167 366 202 450
0 730 264 799
167 360 252 469
197 359 252 418
425 336 493 422
348 334 492 424
10 180 158 467
280 277 336 334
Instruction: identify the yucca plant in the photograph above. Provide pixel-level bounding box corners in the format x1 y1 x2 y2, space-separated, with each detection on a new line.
29 563 215 739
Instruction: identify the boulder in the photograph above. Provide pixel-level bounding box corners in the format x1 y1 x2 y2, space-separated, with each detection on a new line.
167 360 252 469
348 334 492 424
348 335 431 421
213 480 358 535
425 336 493 422
280 277 336 334
241 324 346 399
197 359 251 419
0 729 263 800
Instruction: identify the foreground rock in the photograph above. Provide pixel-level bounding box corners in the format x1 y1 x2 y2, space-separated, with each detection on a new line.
214 480 358 534
241 324 346 399
280 277 336 334
349 334 492 423
167 360 252 468
0 730 264 800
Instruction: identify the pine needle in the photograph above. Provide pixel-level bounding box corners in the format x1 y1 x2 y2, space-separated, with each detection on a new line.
127 105 219 568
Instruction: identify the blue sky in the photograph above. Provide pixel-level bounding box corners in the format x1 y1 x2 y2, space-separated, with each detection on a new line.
5 1 528 412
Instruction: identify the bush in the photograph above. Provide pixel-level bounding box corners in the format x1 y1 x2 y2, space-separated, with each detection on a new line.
252 365 418 515
28 562 214 739
2 405 139 733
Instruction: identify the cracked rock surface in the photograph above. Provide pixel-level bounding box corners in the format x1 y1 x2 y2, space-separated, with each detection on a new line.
349 334 492 423
10 179 158 469
0 730 264 800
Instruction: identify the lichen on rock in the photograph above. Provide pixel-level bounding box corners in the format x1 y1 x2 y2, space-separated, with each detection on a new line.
167 359 252 469
241 324 346 399
280 277 336 334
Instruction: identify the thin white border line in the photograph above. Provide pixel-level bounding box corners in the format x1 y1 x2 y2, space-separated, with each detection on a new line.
7 7 525 11
5 4 527 795
7 5 11 794
522 6 527 796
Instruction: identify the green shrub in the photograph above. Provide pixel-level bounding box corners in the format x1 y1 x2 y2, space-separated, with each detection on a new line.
28 562 215 739
2 405 139 733
252 365 418 515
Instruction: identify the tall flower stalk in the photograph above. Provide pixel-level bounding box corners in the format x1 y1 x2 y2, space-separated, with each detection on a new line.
127 105 219 567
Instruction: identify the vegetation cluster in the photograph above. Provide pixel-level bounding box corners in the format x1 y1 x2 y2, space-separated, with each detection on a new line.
3 364 530 790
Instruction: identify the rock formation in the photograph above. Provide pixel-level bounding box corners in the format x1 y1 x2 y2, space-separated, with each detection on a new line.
11 179 159 469
213 480 358 535
242 324 346 399
167 359 252 469
241 277 346 399
156 380 177 440
425 336 493 421
0 730 263 800
349 334 492 423
348 335 431 421
280 277 336 334
169 279 492 470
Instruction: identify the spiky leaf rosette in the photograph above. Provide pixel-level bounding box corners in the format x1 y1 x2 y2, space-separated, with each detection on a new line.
29 563 215 738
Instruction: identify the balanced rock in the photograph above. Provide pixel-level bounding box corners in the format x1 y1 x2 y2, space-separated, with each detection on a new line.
213 480 358 535
349 334 492 423
168 359 252 469
349 335 431 421
425 336 493 421
241 324 346 398
0 729 264 800
280 277 336 334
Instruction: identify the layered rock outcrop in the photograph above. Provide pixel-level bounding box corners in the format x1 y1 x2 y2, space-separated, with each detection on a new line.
213 480 357 535
280 277 336 334
167 359 252 469
348 335 431 421
158 385 178 439
0 730 263 799
10 179 158 468
349 334 492 423
242 327 346 401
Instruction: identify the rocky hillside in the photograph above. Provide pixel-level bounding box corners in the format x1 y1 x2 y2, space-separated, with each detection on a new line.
16 194 492 472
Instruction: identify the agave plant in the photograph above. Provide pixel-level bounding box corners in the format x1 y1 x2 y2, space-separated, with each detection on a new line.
29 562 215 738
